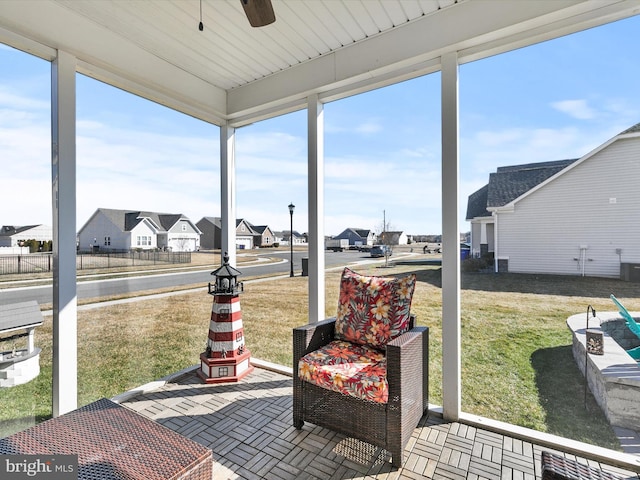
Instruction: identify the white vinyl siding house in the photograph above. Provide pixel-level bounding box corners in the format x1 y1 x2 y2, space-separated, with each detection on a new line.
495 136 640 278
334 228 376 247
78 208 201 252
79 210 132 251
468 125 640 278
235 220 255 250
0 225 52 247
130 222 158 250
196 217 268 250
165 219 200 252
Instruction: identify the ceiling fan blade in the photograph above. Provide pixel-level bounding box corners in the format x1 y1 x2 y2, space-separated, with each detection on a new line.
240 0 275 27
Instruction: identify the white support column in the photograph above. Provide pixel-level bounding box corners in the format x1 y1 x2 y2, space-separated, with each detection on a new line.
307 94 325 324
51 50 77 417
441 51 461 422
27 329 35 355
220 124 237 267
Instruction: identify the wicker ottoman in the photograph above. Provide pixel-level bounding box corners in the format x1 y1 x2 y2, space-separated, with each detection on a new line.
0 398 212 480
541 451 622 480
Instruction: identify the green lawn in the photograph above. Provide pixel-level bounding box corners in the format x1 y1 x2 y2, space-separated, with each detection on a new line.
0 263 634 450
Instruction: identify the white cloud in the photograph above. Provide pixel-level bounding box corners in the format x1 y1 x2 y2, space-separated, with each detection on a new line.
475 128 525 147
465 126 587 171
4 16 640 239
0 88 49 112
551 99 597 120
324 117 383 136
355 121 383 134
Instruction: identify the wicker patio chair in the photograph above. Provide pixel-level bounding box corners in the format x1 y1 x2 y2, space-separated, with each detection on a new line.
292 268 429 467
541 451 623 480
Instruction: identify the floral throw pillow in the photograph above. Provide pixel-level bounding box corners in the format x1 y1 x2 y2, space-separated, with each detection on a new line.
334 267 416 349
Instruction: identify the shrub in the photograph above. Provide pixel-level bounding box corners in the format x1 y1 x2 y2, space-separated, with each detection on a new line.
461 253 494 272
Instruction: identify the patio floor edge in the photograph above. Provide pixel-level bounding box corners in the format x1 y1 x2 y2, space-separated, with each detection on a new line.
458 411 640 473
110 358 640 473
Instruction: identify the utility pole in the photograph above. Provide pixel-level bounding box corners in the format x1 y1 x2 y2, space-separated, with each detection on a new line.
382 209 387 243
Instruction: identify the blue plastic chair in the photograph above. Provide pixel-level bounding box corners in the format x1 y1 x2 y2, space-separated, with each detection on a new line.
610 294 640 360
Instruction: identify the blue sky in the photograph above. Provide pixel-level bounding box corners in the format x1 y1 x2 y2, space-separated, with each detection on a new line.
1 15 639 237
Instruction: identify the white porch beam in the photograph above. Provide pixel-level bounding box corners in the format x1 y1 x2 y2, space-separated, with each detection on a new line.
220 124 237 267
307 95 325 324
0 1 227 125
441 51 461 422
51 50 78 417
227 0 633 120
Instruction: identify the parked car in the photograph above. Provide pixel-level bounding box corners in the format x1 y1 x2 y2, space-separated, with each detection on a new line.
370 245 392 258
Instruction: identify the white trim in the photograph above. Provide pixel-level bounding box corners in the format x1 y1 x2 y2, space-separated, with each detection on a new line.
458 411 640 472
51 49 78 417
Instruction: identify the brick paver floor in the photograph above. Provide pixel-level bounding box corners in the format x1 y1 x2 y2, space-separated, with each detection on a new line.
121 367 640 480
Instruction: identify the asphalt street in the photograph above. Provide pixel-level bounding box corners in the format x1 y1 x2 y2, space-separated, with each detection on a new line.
0 250 386 306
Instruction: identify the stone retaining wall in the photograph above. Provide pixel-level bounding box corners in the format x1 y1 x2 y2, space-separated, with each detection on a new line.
567 311 640 430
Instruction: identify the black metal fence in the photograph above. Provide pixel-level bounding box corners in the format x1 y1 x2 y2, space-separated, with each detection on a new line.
0 251 192 275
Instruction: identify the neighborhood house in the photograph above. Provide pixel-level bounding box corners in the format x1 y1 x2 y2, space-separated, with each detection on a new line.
0 225 52 250
466 123 640 278
196 217 277 250
332 228 376 248
78 208 201 252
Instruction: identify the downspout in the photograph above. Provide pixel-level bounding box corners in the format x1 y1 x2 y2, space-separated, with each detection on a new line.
579 245 587 277
493 211 498 273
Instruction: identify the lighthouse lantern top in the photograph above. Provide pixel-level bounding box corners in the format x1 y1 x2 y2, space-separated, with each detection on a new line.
208 252 243 296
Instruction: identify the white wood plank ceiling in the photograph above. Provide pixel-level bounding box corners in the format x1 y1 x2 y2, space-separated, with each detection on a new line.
0 0 639 126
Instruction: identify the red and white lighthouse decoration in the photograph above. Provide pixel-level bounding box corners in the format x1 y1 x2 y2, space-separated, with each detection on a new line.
198 252 254 384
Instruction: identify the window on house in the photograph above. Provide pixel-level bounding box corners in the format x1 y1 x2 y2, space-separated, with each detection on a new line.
182 224 187 231
104 236 110 246
136 236 151 246
218 367 228 377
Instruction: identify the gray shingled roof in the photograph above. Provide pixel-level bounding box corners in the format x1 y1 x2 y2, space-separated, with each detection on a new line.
486 159 577 208
200 217 262 235
354 229 372 238
199 216 221 228
467 121 640 221
98 208 185 233
0 225 39 237
465 184 489 220
621 122 640 135
466 159 577 220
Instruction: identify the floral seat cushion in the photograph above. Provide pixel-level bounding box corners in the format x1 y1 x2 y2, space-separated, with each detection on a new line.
298 340 388 404
335 267 416 350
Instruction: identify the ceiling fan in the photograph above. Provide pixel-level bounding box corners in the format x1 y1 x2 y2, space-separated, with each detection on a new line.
240 0 276 27
199 0 276 31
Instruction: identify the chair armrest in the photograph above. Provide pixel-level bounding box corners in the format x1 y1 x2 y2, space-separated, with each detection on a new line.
293 317 336 368
386 325 429 412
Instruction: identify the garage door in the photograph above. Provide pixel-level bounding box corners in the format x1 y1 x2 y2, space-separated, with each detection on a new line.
169 238 196 252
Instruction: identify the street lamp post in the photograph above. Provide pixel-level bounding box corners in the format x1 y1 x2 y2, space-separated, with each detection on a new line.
288 203 295 277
